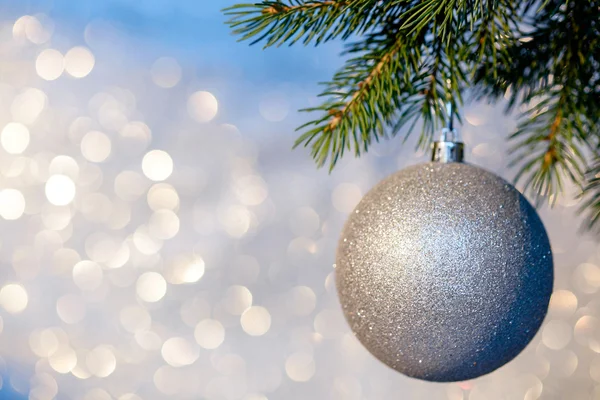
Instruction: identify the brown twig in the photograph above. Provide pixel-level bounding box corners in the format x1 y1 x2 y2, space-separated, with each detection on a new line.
325 38 404 132
263 1 348 15
542 96 564 168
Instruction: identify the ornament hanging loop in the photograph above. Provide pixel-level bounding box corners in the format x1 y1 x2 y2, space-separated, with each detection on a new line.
445 101 454 133
432 100 464 163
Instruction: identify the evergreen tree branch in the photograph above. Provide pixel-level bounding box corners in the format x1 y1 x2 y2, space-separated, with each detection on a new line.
292 3 475 170
475 0 600 213
580 161 600 233
509 86 590 203
293 27 421 169
223 0 381 47
469 0 520 80
225 0 600 231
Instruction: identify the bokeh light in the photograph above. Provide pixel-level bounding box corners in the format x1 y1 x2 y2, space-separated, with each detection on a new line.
36 49 64 81
147 183 180 211
149 209 180 240
0 284 28 313
548 290 578 318
120 305 151 333
151 57 182 88
332 183 362 213
56 294 86 324
0 189 26 220
48 347 77 374
86 346 116 378
142 150 173 181
133 225 163 255
289 207 320 237
64 46 95 78
72 260 103 291
187 91 218 123
542 320 572 350
136 272 167 302
11 88 46 124
287 286 317 316
223 285 253 315
45 175 76 206
1 123 30 154
81 131 111 162
29 329 59 357
13 15 52 44
167 255 205 284
240 306 271 336
194 319 225 349
114 170 148 201
161 337 199 367
285 352 315 382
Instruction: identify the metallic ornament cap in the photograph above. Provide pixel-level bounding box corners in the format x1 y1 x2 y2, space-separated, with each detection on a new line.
431 141 464 163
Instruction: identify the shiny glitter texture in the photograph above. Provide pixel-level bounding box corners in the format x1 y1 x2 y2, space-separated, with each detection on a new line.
336 162 554 382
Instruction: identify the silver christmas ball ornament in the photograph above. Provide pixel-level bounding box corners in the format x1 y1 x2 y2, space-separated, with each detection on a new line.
335 137 553 382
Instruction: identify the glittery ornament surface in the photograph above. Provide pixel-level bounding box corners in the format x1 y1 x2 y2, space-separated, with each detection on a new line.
335 162 554 382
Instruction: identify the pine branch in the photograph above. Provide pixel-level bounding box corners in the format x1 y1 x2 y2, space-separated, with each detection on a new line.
509 86 589 203
292 8 474 170
475 0 600 211
293 27 419 169
292 1 480 170
399 0 486 41
225 0 600 232
580 161 600 232
223 0 381 47
469 0 520 80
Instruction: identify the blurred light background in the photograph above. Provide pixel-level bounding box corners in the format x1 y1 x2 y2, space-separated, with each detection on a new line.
0 1 596 399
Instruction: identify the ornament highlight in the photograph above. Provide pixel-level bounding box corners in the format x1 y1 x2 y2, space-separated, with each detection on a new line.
336 131 553 382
